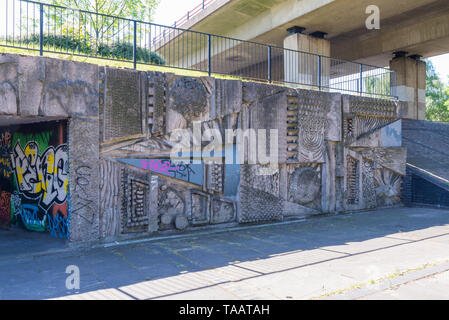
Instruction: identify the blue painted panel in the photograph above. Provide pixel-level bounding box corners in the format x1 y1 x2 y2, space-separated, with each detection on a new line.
118 158 204 186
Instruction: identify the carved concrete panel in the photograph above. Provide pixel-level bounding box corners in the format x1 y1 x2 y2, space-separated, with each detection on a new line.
190 190 210 225
147 71 166 135
287 90 330 163
99 159 121 239
212 79 242 119
239 185 283 223
374 167 402 207
158 185 186 230
103 67 144 142
210 197 236 224
250 91 287 164
345 153 360 208
121 167 150 233
166 75 210 133
288 164 322 211
207 163 224 193
342 95 398 145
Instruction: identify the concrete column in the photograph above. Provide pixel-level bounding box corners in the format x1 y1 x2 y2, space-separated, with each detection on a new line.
390 56 426 120
283 31 330 89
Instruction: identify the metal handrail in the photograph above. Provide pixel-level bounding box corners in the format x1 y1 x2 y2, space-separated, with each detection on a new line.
0 0 397 98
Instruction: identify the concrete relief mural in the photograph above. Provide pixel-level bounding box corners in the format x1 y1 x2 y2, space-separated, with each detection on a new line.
158 185 186 230
190 191 209 225
288 165 321 209
118 158 204 186
342 95 405 211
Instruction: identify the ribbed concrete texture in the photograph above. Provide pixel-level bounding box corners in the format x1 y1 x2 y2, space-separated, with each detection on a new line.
0 52 407 243
401 120 449 207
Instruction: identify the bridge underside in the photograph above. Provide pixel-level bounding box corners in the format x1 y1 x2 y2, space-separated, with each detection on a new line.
183 0 449 65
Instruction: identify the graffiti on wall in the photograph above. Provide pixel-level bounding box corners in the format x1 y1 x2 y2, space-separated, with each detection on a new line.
0 131 12 179
0 129 13 226
119 158 204 186
0 121 70 238
0 191 11 225
10 142 69 209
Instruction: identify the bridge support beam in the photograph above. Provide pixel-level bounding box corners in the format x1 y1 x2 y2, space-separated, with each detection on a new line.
390 55 426 120
283 31 330 89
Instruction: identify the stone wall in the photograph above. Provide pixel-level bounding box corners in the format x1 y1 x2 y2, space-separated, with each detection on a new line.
0 53 100 242
0 53 407 243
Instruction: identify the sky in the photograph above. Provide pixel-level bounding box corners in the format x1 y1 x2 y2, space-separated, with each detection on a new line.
152 0 199 27
153 0 449 84
429 54 449 85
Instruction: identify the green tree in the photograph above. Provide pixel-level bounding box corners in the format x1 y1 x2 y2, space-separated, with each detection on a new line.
364 72 391 97
48 0 159 22
46 0 160 43
425 60 449 122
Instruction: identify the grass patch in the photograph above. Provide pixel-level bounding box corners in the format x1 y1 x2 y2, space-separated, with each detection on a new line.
311 260 448 300
0 43 255 83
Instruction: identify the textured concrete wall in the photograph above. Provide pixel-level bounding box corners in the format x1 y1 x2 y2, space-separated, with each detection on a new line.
0 53 407 243
0 53 100 243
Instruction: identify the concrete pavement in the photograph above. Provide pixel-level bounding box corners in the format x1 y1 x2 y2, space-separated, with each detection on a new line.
0 207 448 300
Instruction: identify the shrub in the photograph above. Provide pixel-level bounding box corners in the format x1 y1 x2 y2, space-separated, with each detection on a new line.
23 34 91 54
20 34 165 65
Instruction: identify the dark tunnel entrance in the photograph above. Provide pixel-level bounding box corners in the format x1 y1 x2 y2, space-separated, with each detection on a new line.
0 116 69 250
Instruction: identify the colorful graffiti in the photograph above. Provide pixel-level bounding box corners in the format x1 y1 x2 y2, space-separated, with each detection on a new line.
0 191 11 225
0 129 13 226
11 142 69 209
0 121 70 239
119 158 204 186
140 159 180 174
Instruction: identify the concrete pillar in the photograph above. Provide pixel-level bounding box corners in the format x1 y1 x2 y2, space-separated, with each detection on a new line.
283 31 330 89
390 56 426 120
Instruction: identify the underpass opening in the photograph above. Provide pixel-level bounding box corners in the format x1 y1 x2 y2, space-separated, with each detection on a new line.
0 117 69 248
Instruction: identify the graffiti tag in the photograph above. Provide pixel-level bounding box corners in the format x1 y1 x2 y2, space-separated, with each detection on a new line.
140 159 180 175
20 204 46 231
11 141 69 210
0 191 11 224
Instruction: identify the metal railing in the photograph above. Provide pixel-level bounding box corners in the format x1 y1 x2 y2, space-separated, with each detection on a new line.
171 0 216 29
0 0 397 98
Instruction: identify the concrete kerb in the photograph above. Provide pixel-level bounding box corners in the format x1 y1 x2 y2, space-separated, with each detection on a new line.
320 260 449 300
95 217 307 249
0 205 413 261
2 216 309 262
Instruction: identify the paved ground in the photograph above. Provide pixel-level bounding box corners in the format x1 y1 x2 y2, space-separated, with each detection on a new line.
0 207 448 300
359 270 449 300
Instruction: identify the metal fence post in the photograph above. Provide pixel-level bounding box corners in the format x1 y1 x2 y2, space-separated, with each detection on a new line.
268 45 272 83
359 64 363 93
208 34 211 77
202 0 205 9
39 3 44 56
133 20 137 69
318 55 322 90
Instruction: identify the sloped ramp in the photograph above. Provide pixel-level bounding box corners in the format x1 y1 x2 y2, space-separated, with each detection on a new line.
402 120 449 207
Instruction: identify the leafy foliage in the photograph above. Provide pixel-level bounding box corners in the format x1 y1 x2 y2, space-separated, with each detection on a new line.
425 60 449 122
22 34 165 65
47 0 159 22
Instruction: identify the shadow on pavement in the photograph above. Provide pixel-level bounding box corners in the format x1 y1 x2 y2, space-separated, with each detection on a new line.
0 207 448 299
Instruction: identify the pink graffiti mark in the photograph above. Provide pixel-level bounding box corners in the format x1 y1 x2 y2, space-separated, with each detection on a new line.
140 159 180 176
